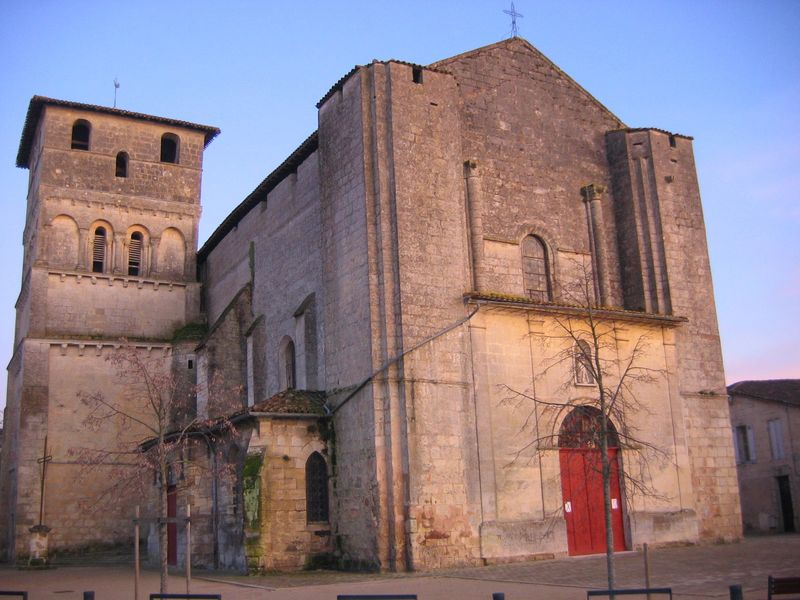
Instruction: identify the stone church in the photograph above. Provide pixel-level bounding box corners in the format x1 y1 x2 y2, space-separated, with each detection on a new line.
0 38 741 571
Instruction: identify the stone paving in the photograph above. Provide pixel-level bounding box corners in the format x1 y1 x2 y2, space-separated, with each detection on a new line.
0 535 797 600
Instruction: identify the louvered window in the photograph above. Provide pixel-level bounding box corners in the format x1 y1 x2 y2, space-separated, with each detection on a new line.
128 232 143 276
92 227 106 273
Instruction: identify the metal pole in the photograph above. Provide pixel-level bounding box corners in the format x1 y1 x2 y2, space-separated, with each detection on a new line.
185 503 191 595
730 584 744 600
643 542 651 600
134 505 140 600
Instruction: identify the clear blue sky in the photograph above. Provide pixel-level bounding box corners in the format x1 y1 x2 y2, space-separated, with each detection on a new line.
0 1 798 416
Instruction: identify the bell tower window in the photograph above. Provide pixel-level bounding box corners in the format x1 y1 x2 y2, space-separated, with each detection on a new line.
71 119 91 151
128 232 143 276
160 133 180 164
92 227 107 273
115 152 129 178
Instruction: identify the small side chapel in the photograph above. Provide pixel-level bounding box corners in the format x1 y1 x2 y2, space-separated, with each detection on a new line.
0 37 741 571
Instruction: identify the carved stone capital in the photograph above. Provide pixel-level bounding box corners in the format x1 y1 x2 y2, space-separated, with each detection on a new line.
580 183 606 202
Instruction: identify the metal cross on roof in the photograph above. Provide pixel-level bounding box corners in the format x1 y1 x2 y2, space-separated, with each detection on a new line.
503 2 524 38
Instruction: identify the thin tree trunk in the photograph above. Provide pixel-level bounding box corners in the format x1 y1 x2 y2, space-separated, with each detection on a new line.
599 381 616 594
602 445 615 594
159 464 169 592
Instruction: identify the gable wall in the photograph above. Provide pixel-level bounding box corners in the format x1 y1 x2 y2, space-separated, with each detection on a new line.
435 40 625 305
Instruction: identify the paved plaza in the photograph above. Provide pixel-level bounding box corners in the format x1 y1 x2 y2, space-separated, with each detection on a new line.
0 535 797 600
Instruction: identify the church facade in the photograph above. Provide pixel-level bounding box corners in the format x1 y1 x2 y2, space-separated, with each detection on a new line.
1 38 741 570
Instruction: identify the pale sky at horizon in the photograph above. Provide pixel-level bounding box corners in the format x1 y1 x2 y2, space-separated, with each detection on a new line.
0 0 798 418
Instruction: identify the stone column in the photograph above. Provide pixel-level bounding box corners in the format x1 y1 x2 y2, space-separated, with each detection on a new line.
581 184 610 306
464 159 485 292
113 232 125 275
150 236 160 277
77 228 89 271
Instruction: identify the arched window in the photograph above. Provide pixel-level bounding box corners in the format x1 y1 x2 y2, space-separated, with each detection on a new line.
92 226 107 273
160 133 179 164
71 119 91 151
559 406 619 449
283 338 296 390
522 235 551 302
574 339 594 385
115 152 129 178
128 231 143 276
305 452 329 522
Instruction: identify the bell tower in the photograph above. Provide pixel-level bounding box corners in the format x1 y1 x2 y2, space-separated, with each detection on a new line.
0 97 218 559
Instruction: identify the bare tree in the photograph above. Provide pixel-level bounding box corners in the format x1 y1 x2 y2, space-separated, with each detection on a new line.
70 342 237 592
503 261 669 593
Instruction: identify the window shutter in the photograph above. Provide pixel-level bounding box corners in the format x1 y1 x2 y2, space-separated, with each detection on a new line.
746 426 756 461
92 229 106 273
128 236 142 275
768 419 785 460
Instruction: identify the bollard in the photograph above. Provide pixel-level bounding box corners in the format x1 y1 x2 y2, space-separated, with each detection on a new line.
83 593 95 600
492 594 505 600
729 584 744 600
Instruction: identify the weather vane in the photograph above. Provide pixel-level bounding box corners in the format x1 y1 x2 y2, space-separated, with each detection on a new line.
503 2 524 38
113 77 120 108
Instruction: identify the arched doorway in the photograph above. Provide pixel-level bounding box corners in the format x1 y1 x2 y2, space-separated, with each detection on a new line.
558 406 627 555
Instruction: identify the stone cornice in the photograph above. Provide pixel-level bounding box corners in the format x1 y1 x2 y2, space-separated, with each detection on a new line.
464 292 686 327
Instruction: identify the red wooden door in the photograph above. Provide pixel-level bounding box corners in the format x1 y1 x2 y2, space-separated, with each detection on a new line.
167 485 177 566
560 447 626 555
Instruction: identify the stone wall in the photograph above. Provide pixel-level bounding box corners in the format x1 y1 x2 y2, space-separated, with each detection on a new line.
467 306 701 560
1 99 210 560
318 68 381 568
607 129 739 541
245 417 331 571
9 343 175 557
433 38 625 305
37 106 206 204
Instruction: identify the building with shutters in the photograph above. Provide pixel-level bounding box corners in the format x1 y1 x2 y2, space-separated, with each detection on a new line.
728 380 799 534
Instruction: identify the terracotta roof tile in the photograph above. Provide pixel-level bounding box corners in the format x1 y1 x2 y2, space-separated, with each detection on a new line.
250 389 327 415
727 380 800 406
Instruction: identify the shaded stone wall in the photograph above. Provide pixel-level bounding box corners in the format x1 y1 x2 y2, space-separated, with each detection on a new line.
729 395 800 534
372 62 482 569
607 129 739 541
318 68 381 568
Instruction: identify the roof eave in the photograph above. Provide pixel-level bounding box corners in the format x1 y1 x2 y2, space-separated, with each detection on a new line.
16 95 220 169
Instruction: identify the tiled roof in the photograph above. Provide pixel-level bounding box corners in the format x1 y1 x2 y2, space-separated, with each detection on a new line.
316 60 450 109
250 389 327 416
196 131 318 262
16 96 220 168
607 127 693 141
727 380 800 406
